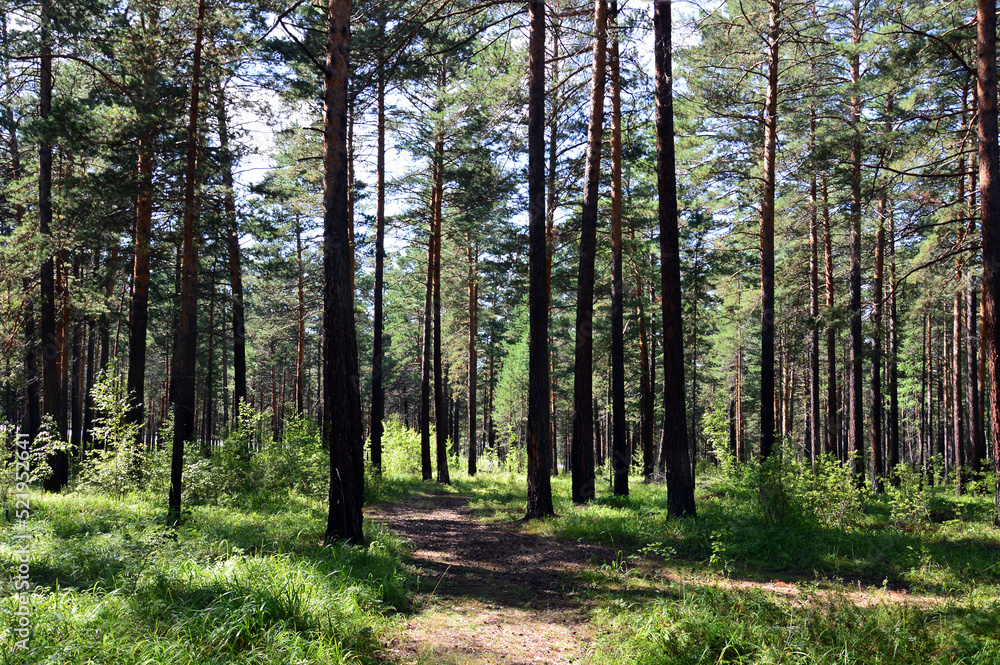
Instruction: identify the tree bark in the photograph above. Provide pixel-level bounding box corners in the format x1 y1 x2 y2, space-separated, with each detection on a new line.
419 191 435 480
322 0 364 544
296 223 306 413
432 98 450 485
609 0 628 495
759 0 780 460
871 192 885 491
847 0 865 482
823 176 837 456
655 0 695 517
370 45 386 472
218 85 247 423
526 0 554 518
39 0 66 491
809 116 821 464
168 0 205 526
888 201 901 479
467 235 479 476
126 134 154 463
571 0 607 504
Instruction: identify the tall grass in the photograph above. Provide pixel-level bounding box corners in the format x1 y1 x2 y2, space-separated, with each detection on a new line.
1 490 406 664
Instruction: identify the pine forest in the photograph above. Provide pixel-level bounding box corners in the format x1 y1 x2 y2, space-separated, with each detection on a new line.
3 0 1000 663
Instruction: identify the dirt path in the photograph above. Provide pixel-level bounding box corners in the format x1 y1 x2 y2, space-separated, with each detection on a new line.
368 491 617 665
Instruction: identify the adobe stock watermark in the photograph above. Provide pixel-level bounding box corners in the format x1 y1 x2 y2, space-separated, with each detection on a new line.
10 431 32 651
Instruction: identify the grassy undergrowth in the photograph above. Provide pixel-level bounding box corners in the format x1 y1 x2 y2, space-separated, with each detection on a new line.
1 489 407 664
441 459 1000 664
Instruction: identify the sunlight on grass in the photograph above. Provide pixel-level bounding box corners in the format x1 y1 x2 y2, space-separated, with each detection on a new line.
1 489 407 664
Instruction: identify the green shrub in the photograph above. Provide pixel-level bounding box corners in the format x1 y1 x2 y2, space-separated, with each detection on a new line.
379 415 423 478
887 463 930 527
81 367 145 496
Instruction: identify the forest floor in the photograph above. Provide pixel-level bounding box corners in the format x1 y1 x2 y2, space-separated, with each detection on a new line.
367 478 997 665
369 490 616 664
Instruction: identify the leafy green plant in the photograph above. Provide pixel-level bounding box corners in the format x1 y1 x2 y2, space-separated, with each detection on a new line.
81 366 145 496
887 463 930 528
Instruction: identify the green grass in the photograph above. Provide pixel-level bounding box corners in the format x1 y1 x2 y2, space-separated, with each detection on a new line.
446 462 1000 664
4 454 1000 664
1 489 407 664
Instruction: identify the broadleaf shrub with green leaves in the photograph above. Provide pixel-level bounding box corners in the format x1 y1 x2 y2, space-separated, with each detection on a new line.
81 366 145 496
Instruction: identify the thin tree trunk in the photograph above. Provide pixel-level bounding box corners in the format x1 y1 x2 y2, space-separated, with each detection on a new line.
571 0 607 504
871 191 886 491
322 0 364 544
759 0 780 460
39 0 65 491
7 101 40 443
126 129 154 470
218 85 247 421
467 235 479 476
432 98 450 485
168 0 205 525
823 176 837 456
955 289 966 493
419 196 435 480
526 0 554 518
370 45 386 472
202 263 216 454
888 201 900 480
848 0 865 481
655 0 694 516
296 223 306 413
809 116 821 464
633 230 655 481
609 0 627 495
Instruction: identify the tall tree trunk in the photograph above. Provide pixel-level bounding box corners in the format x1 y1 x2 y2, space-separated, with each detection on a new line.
847 0 865 482
322 0 364 544
609 0 627 496
888 201 901 479
370 46 386 472
966 127 986 473
8 104 39 443
633 229 655 481
126 135 154 461
954 289 966 493
83 308 97 447
546 15 561 479
871 192 886 491
71 303 84 462
823 176 837 456
571 0 607 505
296 223 306 413
432 99 450 485
526 0 554 518
467 236 479 476
218 85 247 422
655 0 695 517
202 266 217 455
419 192 435 480
168 0 205 525
759 0 780 459
809 116 821 464
39 0 65 491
